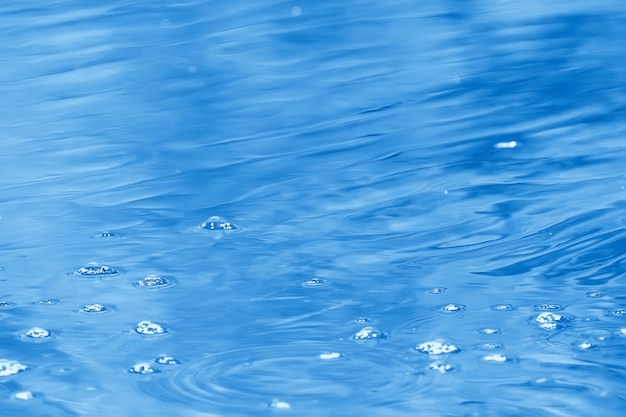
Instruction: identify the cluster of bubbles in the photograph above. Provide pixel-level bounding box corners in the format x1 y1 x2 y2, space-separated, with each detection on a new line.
129 355 181 375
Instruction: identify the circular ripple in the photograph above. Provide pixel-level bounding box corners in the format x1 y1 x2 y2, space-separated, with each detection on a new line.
0 359 28 376
135 321 167 335
137 344 421 414
135 274 174 289
73 263 120 277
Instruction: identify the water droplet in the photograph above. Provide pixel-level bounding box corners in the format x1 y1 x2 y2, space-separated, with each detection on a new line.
74 263 119 277
319 352 341 360
617 328 626 337
428 287 447 294
36 299 58 305
352 326 387 342
24 327 51 339
302 277 329 288
440 303 465 313
534 312 568 330
483 354 508 363
135 274 172 289
128 362 160 374
0 301 16 309
577 341 594 350
609 308 626 317
534 303 563 311
135 320 167 335
270 399 291 409
0 359 28 376
81 304 108 313
155 355 181 365
490 304 513 311
415 340 460 355
97 232 117 238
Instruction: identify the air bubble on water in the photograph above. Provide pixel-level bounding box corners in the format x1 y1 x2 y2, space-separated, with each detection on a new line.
428 287 447 294
0 359 28 376
302 277 329 288
440 303 465 313
24 327 51 339
483 354 509 363
200 216 237 231
577 341 594 350
353 317 373 324
0 301 16 309
36 299 58 305
478 328 500 335
96 232 118 239
135 320 167 335
534 303 563 311
415 340 460 355
490 304 513 311
429 363 454 373
319 352 341 360
586 291 602 298
494 141 517 149
155 355 181 365
617 328 626 337
14 391 34 400
476 342 503 350
135 274 173 289
352 326 387 342
609 308 626 317
534 312 568 330
270 399 291 409
128 362 160 375
81 304 108 313
74 263 119 277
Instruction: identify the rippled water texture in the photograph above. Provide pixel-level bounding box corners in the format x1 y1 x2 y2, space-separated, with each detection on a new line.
1 1 626 416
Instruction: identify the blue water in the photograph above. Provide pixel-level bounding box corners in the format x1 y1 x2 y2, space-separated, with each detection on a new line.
1 1 626 416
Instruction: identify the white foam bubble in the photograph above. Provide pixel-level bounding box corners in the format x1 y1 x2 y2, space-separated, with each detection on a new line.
0 359 28 376
494 141 517 149
441 303 465 312
24 327 50 339
270 399 291 409
534 312 568 330
319 352 341 360
129 362 159 374
483 354 508 363
352 326 387 341
14 391 33 400
415 340 460 355
81 303 108 313
74 262 119 277
155 355 181 365
429 363 454 373
135 320 167 335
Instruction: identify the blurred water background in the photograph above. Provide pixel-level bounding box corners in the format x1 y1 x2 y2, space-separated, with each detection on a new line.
1 1 626 416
